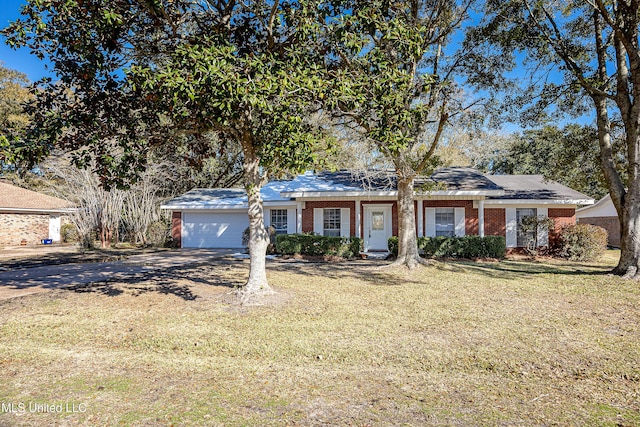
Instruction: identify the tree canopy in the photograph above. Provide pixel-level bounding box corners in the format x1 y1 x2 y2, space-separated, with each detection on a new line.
478 124 620 200
325 0 473 268
468 0 640 277
4 0 332 294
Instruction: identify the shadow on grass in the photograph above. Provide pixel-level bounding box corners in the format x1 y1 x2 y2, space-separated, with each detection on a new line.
63 264 239 301
267 259 426 286
436 258 615 281
267 255 616 286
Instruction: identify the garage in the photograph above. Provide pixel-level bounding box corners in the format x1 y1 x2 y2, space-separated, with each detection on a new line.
181 211 249 248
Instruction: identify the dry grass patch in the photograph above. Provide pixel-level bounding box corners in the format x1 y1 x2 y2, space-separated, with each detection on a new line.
0 251 639 426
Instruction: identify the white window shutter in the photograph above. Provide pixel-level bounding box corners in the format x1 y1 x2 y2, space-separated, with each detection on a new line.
340 208 351 237
287 208 296 234
263 208 271 228
313 208 323 235
537 207 549 246
454 207 466 237
505 208 517 248
425 208 436 237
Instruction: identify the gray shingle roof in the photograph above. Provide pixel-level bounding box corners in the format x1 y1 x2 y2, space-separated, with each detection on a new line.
486 175 593 201
418 167 502 191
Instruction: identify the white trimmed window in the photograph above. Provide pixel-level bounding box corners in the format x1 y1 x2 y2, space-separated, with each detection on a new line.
516 208 537 247
435 208 455 237
323 208 341 237
270 209 288 235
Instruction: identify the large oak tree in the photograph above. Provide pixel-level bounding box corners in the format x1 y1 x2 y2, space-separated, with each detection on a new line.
324 0 473 268
4 0 329 295
468 0 640 277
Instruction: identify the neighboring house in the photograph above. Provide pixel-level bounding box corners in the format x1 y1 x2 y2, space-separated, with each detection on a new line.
0 180 76 246
576 194 620 247
161 168 594 251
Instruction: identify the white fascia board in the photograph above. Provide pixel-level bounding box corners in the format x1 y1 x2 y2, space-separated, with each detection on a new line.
484 199 594 206
161 201 295 210
160 203 248 210
423 190 505 197
281 189 505 198
0 207 78 214
281 190 398 198
263 201 297 207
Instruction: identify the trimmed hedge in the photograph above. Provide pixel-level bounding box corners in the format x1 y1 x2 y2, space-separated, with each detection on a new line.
275 234 363 258
558 223 608 261
388 235 506 259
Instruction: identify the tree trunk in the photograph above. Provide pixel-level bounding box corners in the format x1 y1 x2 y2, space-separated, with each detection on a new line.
240 134 273 295
592 94 640 278
393 175 426 269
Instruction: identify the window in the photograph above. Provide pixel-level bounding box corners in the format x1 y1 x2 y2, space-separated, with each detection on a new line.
516 208 537 247
270 209 288 235
435 208 455 237
323 208 341 237
371 211 384 230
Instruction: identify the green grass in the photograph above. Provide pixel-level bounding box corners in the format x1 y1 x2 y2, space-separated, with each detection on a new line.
0 250 638 426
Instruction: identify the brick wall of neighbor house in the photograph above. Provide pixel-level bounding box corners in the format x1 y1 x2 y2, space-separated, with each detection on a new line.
424 200 479 236
549 208 576 248
360 200 399 236
484 208 506 237
302 201 357 235
0 213 50 246
578 216 620 247
171 211 182 248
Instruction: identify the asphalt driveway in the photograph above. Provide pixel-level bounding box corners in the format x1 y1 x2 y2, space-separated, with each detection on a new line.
0 249 237 300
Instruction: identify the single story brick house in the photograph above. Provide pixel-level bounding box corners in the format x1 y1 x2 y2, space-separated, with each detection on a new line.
161 168 594 251
0 180 76 246
576 194 620 247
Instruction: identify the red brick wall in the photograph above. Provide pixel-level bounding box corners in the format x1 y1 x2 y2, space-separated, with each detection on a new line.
423 200 478 235
578 216 620 247
484 208 506 237
172 211 182 248
549 208 576 248
302 201 356 235
0 213 49 246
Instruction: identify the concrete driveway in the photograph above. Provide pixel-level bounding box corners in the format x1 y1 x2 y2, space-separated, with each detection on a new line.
0 249 238 300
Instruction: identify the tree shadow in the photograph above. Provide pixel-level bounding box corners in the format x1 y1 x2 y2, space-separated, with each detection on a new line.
267 259 426 286
430 258 615 281
267 256 616 287
63 264 239 301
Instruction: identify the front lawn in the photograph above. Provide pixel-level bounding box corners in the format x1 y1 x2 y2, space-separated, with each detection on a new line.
0 251 638 426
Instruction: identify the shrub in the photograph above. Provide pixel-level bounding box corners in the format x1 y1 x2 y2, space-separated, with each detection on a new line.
60 223 79 243
558 224 608 261
388 235 506 259
519 215 555 256
276 234 362 258
242 226 277 254
146 220 170 247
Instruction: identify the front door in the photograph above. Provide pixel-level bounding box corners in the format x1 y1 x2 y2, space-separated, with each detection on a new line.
364 206 392 251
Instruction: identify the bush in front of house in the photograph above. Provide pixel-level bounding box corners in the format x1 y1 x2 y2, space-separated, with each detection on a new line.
242 226 277 254
60 223 79 243
275 234 363 258
558 223 608 261
388 235 506 259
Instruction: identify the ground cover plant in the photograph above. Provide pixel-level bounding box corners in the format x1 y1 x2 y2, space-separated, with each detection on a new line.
0 251 638 426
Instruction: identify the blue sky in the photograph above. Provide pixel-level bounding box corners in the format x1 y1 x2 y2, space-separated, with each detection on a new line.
0 0 51 81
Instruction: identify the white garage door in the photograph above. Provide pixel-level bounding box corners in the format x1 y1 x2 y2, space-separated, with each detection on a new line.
182 212 249 248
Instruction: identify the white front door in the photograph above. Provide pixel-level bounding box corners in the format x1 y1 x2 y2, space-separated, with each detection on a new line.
364 205 392 251
49 215 61 242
